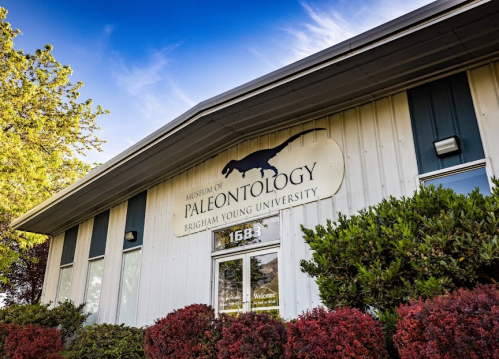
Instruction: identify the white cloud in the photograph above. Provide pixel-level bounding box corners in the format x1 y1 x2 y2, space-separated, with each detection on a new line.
169 80 197 107
116 50 170 97
249 47 280 70
287 2 356 61
113 47 197 123
280 0 435 64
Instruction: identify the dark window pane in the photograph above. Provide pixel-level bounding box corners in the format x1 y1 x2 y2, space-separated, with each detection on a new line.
61 225 78 265
123 191 147 250
424 167 490 195
89 210 109 258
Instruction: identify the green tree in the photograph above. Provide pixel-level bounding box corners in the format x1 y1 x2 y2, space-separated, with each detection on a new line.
0 6 108 283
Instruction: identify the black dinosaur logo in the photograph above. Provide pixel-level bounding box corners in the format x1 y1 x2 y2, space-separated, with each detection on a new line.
222 128 326 179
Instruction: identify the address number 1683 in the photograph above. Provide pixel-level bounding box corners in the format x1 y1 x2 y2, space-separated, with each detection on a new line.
228 226 262 242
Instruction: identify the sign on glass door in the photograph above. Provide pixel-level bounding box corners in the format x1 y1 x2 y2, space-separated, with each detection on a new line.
216 248 279 315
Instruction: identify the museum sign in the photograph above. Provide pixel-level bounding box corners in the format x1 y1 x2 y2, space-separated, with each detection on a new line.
173 129 344 236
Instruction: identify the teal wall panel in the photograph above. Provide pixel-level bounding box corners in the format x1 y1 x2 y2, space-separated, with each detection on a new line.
408 72 484 174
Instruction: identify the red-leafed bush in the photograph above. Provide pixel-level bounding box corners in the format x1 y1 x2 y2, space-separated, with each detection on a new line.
217 311 287 359
394 284 499 359
285 307 387 359
144 304 220 359
4 324 63 359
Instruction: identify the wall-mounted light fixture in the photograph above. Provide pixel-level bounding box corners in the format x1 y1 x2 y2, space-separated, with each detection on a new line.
124 231 137 241
433 136 460 157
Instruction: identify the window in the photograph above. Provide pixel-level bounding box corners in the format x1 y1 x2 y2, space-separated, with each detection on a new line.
117 249 141 326
409 72 490 195
421 164 491 195
57 225 79 303
116 193 147 326
83 210 110 325
89 210 109 258
84 259 104 325
213 217 280 316
408 72 485 174
215 249 279 315
123 191 147 250
60 225 78 266
57 266 73 302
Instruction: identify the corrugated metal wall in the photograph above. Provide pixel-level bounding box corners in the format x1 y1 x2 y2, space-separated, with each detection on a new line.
41 60 499 325
70 218 93 304
133 91 420 325
99 202 128 324
41 90 419 325
42 84 441 324
468 61 499 178
41 232 64 306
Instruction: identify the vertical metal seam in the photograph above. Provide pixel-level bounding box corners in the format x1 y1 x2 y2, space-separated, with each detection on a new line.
327 115 337 221
373 101 387 198
388 95 405 196
340 111 352 213
356 106 369 207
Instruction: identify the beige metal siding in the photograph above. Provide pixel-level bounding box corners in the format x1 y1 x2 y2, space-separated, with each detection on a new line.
70 218 93 304
468 61 499 177
41 233 64 306
42 91 418 324
98 202 128 324
132 92 418 324
136 176 213 327
278 94 419 318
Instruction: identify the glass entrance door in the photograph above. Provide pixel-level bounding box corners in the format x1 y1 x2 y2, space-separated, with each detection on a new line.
215 248 279 315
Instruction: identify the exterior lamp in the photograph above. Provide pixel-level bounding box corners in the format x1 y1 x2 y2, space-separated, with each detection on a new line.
433 136 460 156
124 231 137 241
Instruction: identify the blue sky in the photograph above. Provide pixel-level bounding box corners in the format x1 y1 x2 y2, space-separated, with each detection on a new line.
2 0 433 164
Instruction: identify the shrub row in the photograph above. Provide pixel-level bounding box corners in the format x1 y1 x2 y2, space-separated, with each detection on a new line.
144 304 386 359
145 285 499 359
2 284 498 358
0 300 144 359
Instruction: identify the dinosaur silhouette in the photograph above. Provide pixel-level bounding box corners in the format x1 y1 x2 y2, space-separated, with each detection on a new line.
222 128 326 179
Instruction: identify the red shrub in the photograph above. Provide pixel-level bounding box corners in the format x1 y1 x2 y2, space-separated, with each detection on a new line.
217 311 286 359
144 304 220 359
394 284 499 359
4 324 63 359
285 307 387 359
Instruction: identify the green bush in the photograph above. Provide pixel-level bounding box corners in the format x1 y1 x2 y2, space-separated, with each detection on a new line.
0 302 55 327
50 300 88 343
0 300 88 344
65 323 145 359
300 181 499 313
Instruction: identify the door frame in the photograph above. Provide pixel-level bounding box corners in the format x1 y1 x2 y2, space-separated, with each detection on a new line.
213 246 281 315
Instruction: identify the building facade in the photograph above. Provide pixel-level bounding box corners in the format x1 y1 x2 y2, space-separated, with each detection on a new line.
12 0 499 327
